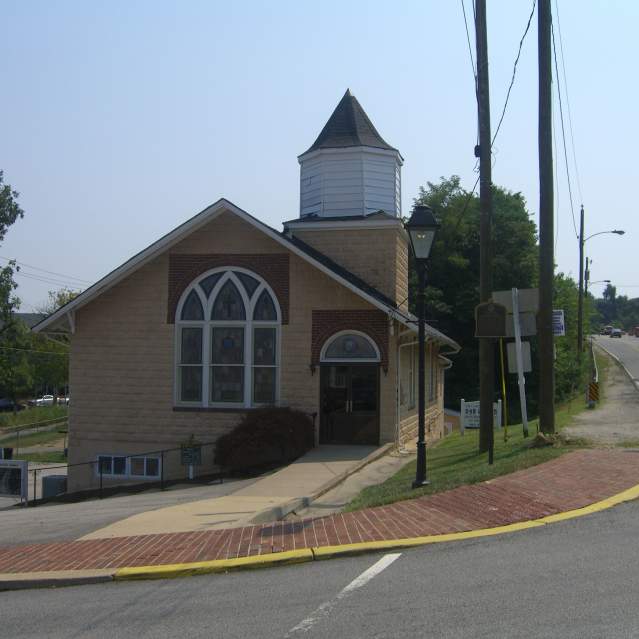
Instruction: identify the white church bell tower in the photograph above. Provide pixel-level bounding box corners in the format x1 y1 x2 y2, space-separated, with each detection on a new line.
298 90 403 219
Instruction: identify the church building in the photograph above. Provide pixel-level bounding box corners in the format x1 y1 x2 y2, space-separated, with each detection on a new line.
34 90 459 490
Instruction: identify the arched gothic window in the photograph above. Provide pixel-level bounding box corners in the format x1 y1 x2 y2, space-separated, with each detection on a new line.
320 331 380 362
175 269 280 407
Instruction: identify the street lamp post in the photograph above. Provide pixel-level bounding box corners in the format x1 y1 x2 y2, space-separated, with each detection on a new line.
577 205 624 360
405 205 440 489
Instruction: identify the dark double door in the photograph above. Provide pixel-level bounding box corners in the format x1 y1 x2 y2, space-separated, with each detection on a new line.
320 365 379 445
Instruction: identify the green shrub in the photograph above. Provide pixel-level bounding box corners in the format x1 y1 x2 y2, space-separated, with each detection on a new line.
214 406 314 473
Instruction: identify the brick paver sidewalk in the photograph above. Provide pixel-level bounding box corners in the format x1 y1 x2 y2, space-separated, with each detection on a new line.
1 449 638 574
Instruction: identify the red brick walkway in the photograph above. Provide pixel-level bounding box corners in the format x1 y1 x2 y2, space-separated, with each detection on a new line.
1 450 638 574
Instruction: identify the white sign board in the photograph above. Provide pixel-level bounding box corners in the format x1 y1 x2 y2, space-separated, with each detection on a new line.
460 399 502 433
492 288 539 313
507 341 532 373
553 310 566 336
505 312 537 338
0 460 28 502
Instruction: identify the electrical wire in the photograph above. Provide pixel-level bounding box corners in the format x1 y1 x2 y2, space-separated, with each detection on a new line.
461 0 478 92
553 0 583 204
14 271 83 290
491 0 537 147
552 23 579 240
0 256 91 285
552 91 561 256
450 0 536 232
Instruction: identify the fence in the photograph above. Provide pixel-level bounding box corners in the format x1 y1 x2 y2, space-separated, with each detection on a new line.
26 440 224 506
0 417 69 457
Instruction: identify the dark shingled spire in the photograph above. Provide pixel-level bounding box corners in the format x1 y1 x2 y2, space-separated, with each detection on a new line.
302 89 397 155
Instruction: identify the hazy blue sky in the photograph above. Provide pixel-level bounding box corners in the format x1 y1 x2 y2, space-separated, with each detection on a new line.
1 0 637 311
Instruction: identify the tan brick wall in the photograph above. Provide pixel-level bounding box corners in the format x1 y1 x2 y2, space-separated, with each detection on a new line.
291 226 409 306
67 209 402 491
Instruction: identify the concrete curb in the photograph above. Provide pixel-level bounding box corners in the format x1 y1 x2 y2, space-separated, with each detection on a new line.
0 570 114 591
249 443 396 525
4 480 639 591
594 341 639 392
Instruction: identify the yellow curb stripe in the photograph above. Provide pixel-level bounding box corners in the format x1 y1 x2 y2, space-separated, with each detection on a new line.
114 549 314 581
113 483 639 581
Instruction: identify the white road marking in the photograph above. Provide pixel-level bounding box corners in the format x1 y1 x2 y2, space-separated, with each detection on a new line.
284 553 402 636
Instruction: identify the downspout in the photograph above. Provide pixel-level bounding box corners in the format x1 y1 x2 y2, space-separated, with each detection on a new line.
396 337 421 453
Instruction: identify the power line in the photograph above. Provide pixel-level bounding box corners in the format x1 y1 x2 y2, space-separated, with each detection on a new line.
460 0 478 89
553 0 583 204
491 0 537 147
450 1 536 232
552 98 561 256
0 256 91 285
552 22 579 240
13 270 84 290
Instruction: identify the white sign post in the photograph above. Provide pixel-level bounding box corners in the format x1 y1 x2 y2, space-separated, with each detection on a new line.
512 288 529 437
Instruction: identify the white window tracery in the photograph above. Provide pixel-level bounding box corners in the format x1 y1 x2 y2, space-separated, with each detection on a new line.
175 268 280 407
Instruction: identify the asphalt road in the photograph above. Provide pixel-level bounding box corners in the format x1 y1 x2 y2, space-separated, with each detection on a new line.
594 334 639 384
4 498 639 638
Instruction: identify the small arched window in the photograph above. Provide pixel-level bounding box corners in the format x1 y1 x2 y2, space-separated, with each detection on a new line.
175 269 280 407
320 331 380 363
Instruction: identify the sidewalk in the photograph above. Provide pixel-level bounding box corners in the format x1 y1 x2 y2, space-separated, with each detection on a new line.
80 444 382 539
2 448 639 582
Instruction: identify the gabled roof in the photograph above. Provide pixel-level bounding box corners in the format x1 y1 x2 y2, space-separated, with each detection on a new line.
301 89 397 155
32 199 459 351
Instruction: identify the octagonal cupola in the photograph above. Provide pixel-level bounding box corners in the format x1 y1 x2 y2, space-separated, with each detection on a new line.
298 90 403 219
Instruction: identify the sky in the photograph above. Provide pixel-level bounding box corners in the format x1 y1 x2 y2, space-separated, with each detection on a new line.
1 0 637 312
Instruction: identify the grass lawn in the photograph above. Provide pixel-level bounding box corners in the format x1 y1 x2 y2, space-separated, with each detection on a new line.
346 400 590 513
16 451 67 464
0 405 68 431
0 428 66 449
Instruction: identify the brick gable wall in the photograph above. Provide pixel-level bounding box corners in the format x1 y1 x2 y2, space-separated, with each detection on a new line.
311 309 389 372
167 253 290 324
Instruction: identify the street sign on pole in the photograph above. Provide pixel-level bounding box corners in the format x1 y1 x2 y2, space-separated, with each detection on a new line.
507 341 532 373
492 288 539 313
553 309 566 336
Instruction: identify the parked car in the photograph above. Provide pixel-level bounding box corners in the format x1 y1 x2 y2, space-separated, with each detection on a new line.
56 396 70 406
610 328 622 338
0 398 25 413
34 394 55 406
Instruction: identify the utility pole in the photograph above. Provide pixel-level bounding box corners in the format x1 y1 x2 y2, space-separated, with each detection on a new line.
538 0 555 434
475 0 494 458
577 205 585 362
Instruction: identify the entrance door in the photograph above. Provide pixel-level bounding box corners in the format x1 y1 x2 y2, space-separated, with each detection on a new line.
320 365 379 445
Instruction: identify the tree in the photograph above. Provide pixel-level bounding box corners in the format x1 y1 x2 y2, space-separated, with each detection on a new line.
35 287 80 316
413 176 538 412
0 171 24 334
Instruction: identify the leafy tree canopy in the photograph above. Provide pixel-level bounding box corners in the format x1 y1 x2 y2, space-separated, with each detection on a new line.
0 171 24 333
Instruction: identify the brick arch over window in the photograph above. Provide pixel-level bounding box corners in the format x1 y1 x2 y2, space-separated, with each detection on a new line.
168 254 289 324
311 309 389 372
